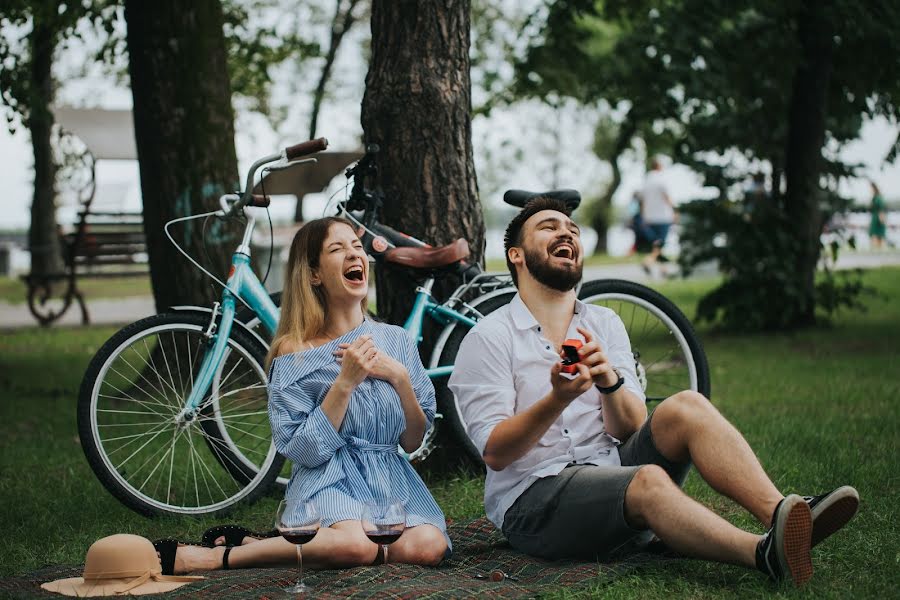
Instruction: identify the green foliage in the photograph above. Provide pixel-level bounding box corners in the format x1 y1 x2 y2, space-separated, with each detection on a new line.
678 198 870 330
0 0 116 131
221 0 321 116
511 0 900 328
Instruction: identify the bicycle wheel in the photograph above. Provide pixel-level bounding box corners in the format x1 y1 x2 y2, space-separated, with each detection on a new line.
77 312 283 517
433 290 517 465
434 279 711 466
577 279 710 402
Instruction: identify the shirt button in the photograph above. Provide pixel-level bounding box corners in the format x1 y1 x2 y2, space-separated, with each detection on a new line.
545 345 550 350
537 326 541 332
564 428 569 435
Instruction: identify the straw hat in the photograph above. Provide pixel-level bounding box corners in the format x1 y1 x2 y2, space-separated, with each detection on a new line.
41 534 203 596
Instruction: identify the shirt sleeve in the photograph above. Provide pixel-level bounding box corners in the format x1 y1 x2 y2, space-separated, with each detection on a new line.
447 327 517 457
268 382 346 468
603 312 646 402
400 331 436 429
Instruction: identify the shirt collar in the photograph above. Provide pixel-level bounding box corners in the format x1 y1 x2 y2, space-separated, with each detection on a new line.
509 292 585 331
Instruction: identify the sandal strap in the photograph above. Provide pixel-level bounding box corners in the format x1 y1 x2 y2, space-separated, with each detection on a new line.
223 547 233 570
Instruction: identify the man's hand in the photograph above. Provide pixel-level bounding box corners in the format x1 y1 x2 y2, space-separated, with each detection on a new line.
575 326 619 389
550 360 594 404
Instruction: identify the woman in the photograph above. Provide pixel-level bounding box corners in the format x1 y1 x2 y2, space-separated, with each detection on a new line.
168 217 449 574
870 182 887 249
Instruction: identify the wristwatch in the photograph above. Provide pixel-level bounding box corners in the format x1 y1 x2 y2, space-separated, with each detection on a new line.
596 368 625 394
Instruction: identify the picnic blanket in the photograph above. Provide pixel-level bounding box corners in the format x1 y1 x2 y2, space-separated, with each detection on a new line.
1 517 669 599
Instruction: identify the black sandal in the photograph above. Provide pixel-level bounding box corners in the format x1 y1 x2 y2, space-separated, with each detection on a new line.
201 524 278 548
153 539 203 576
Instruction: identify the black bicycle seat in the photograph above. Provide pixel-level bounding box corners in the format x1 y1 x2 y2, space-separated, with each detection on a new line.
503 189 581 210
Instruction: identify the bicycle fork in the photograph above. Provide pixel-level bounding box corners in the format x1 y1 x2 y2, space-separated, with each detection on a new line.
174 292 239 428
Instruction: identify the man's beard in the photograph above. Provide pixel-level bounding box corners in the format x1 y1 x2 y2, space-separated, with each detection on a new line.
523 246 582 291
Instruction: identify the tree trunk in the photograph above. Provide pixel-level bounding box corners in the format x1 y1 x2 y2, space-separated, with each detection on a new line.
591 118 635 255
783 3 834 327
125 0 240 312
361 0 483 326
27 18 65 278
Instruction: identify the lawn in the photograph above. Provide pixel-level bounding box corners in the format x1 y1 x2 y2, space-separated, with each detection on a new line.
0 275 152 304
2 268 898 598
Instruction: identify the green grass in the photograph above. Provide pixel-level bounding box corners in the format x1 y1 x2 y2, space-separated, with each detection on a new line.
0 275 152 304
2 269 899 598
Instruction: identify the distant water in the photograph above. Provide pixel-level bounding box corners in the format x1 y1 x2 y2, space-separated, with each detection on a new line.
486 225 645 258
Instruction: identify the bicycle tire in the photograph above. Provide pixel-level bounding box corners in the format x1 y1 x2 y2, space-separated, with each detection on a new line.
433 290 517 465
434 279 711 466
77 312 283 517
577 279 710 401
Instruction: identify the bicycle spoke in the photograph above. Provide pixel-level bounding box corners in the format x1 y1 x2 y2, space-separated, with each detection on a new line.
97 391 173 414
144 336 181 399
100 374 172 417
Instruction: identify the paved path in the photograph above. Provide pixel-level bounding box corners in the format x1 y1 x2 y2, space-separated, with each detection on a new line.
3 251 899 330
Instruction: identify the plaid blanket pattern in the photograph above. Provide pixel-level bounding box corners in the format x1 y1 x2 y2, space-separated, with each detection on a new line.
1 517 662 599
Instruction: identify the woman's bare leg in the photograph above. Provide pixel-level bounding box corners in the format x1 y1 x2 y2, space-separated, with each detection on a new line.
173 521 447 573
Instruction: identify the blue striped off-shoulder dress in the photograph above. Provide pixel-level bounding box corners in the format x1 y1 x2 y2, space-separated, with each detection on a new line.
268 318 450 547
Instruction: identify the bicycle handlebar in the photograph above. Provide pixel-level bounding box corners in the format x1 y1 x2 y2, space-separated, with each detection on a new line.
285 137 328 160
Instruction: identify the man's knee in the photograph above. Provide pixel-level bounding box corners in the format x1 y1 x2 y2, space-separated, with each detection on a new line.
624 465 678 527
656 390 715 426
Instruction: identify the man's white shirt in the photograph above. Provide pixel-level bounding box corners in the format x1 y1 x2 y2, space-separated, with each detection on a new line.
448 294 645 529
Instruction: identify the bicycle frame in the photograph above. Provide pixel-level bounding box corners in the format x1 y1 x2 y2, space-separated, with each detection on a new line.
168 209 276 421
404 279 478 379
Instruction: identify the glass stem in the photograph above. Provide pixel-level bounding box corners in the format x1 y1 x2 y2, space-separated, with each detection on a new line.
297 544 304 585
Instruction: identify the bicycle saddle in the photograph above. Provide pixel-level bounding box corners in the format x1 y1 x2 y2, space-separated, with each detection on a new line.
384 238 470 269
503 189 581 210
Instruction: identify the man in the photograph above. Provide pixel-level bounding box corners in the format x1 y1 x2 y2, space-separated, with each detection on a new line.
448 197 858 585
640 156 676 275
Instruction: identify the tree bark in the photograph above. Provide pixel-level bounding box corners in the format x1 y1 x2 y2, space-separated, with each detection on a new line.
591 118 636 255
27 17 65 278
783 3 834 327
361 0 483 326
125 0 240 311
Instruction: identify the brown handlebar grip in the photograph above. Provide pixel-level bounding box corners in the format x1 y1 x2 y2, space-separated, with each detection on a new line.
249 194 271 208
285 137 328 160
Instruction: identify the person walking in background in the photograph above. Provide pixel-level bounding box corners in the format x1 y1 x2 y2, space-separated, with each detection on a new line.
869 182 887 250
639 156 677 276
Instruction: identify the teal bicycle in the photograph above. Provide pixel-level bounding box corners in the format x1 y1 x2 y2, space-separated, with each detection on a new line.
78 140 710 518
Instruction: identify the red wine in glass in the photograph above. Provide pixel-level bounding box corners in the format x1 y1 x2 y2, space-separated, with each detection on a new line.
365 530 404 546
276 499 320 595
361 499 406 564
281 529 319 545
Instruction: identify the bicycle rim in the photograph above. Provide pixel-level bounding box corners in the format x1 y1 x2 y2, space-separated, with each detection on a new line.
86 320 278 515
578 280 710 401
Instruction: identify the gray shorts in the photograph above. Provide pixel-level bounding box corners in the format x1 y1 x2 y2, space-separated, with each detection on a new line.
501 411 691 560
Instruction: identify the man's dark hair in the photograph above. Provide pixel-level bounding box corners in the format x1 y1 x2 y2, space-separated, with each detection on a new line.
503 196 572 287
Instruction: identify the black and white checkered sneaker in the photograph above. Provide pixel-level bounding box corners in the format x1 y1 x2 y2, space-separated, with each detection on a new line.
755 494 813 585
804 485 859 547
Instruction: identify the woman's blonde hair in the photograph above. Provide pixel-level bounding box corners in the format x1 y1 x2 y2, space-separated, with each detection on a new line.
266 217 367 369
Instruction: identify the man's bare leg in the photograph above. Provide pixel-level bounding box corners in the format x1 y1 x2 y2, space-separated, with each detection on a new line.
625 465 813 584
625 464 758 566
650 390 784 526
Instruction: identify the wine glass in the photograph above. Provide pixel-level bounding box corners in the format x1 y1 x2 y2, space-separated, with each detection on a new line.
361 499 406 564
275 498 320 594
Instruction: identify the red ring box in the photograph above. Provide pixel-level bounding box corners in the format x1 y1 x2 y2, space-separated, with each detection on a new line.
560 338 583 374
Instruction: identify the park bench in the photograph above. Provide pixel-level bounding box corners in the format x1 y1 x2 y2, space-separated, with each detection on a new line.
23 204 148 326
